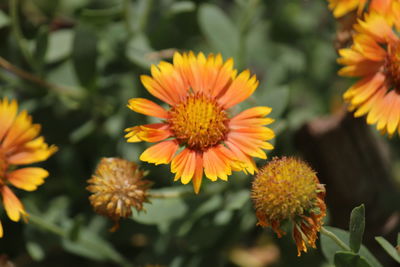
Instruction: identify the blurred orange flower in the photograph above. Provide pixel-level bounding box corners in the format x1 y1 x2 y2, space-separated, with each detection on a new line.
125 51 274 193
328 0 395 18
0 98 57 237
338 10 400 136
251 157 326 256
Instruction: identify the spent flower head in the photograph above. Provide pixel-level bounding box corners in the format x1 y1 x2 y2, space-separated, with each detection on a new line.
251 157 326 256
87 157 151 231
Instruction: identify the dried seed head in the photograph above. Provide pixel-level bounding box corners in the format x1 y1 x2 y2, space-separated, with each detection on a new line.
87 158 151 230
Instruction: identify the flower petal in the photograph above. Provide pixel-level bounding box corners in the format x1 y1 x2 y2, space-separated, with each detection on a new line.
127 98 169 119
0 220 3 238
0 98 18 142
192 153 203 194
140 140 179 165
7 167 49 191
125 123 172 143
7 140 57 165
2 111 41 150
171 148 196 184
218 70 259 109
1 186 26 222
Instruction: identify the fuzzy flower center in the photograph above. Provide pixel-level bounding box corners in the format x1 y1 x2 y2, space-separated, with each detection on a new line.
385 42 400 92
252 157 319 222
168 93 228 150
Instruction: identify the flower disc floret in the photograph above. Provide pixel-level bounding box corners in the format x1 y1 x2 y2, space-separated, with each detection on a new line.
169 93 228 150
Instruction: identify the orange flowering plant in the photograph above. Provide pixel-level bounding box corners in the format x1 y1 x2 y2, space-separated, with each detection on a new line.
0 1 399 266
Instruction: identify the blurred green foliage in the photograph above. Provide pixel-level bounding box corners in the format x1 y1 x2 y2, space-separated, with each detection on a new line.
0 0 398 266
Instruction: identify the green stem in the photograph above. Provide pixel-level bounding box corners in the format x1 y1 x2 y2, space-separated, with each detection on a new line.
28 213 67 237
123 0 133 35
236 0 259 69
320 226 351 251
136 0 153 33
10 0 35 68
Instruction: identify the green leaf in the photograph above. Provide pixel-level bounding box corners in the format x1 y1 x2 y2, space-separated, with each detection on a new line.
45 29 74 63
72 25 98 89
62 228 126 264
349 204 365 253
198 3 239 57
261 85 290 118
34 26 49 72
167 1 196 15
334 251 372 267
69 120 96 143
375 236 400 263
321 226 383 267
0 10 10 29
131 191 188 226
225 190 249 210
126 34 158 69
26 242 45 261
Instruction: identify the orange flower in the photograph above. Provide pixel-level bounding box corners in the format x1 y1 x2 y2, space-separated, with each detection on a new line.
0 98 57 237
328 0 394 18
125 52 275 193
338 10 400 136
251 157 326 256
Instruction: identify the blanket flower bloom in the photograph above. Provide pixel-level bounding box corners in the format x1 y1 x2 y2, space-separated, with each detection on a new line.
87 157 151 231
251 157 326 256
125 51 274 193
328 0 395 18
338 10 400 136
0 97 57 237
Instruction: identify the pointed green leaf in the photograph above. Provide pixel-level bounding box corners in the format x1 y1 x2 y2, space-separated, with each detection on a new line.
45 29 73 63
198 4 239 57
375 236 400 263
72 25 98 89
26 242 45 261
131 190 188 225
334 251 372 267
321 226 383 267
349 204 365 253
261 86 290 118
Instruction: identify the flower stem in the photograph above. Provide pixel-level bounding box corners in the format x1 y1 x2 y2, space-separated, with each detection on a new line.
136 0 153 33
123 0 133 35
28 213 67 237
0 56 84 98
320 226 351 251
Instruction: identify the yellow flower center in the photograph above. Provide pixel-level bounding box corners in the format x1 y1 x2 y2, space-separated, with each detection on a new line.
252 157 319 222
168 93 228 150
385 42 400 91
